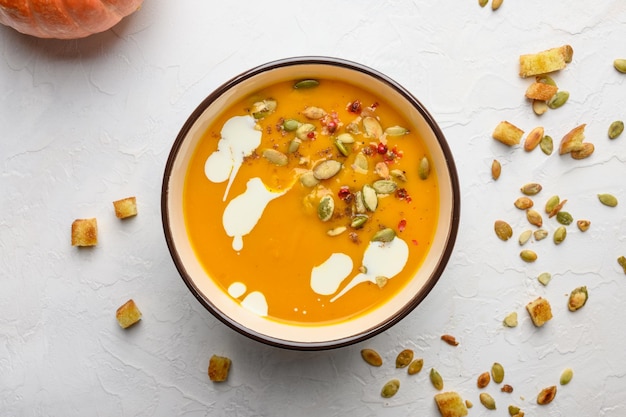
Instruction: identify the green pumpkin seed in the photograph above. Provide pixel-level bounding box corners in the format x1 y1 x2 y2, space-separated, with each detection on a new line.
568 286 588 311
538 272 552 286
618 256 626 274
537 74 557 87
407 358 424 375
251 99 277 119
560 368 573 385
494 220 513 241
598 193 618 207
547 91 569 109
518 230 532 246
362 184 378 212
520 249 537 262
372 179 397 194
363 117 383 139
288 138 301 153
350 215 368 229
478 0 488 6
554 226 567 245
282 119 300 131
509 405 521 415
608 121 624 139
336 133 355 144
354 191 366 214
540 135 553 155
390 169 407 182
361 348 382 366
479 393 496 410
430 368 444 391
371 228 396 243
556 211 573 225
327 226 346 237
334 140 350 157
614 59 626 74
293 79 319 89
353 153 369 172
385 126 409 136
262 148 288 166
491 362 505 383
317 195 334 222
312 159 342 180
299 171 319 187
545 195 560 213
295 123 316 140
521 182 542 195
418 156 430 180
534 229 548 241
381 379 400 398
395 349 414 368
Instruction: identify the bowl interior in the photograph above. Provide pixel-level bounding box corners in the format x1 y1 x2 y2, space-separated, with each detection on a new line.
163 58 459 349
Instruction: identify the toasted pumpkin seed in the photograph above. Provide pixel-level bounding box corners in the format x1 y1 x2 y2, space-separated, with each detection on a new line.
533 99 549 116
480 393 496 409
282 119 300 131
407 358 424 375
478 0 488 6
288 138 302 154
299 171 319 187
362 184 378 212
501 384 514 393
560 368 574 385
262 148 288 166
548 199 568 218
430 368 444 391
441 334 459 346
503 312 518 327
534 229 548 241
540 135 554 155
491 363 505 383
547 91 569 109
353 153 369 172
526 209 543 227
362 117 383 139
396 349 414 368
354 191 366 214
293 79 319 89
537 272 552 286
577 219 590 232
537 386 557 405
385 125 409 136
556 211 573 225
371 228 396 243
326 226 346 237
568 286 588 311
521 183 542 195
313 159 342 180
514 197 534 209
390 169 407 182
494 220 513 241
553 226 567 245
373 179 397 194
317 195 334 222
381 379 400 398
524 126 544 151
520 250 537 262
491 0 503 10
336 133 355 144
375 276 388 288
419 156 430 180
295 123 316 140
545 195 560 214
251 99 277 119
509 405 521 416
608 121 624 139
466 400 473 409
351 215 368 229
360 348 382 366
492 159 501 180
519 230 532 246
537 74 557 87
618 256 626 274
334 140 350 157
614 59 626 74
598 193 618 207
302 106 326 120
477 372 491 388
571 142 594 159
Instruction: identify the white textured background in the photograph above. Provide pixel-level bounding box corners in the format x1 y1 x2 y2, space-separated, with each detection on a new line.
2 1 626 416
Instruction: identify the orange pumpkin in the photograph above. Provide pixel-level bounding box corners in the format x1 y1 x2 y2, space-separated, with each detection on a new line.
0 0 143 39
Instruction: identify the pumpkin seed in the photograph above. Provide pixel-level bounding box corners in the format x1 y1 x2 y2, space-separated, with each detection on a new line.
533 99 548 116
372 179 397 194
560 368 574 385
360 348 382 366
478 0 488 6
509 405 521 416
302 106 326 120
336 133 355 144
614 59 626 74
608 121 624 139
362 184 378 212
501 384 514 393
293 79 319 89
514 197 534 210
503 312 518 327
312 159 342 180
418 156 430 180
351 215 368 229
537 386 557 405
295 123 316 140
598 193 618 207
568 286 588 311
537 272 552 286
430 368 444 391
492 159 501 180
441 334 459 346
282 118 300 131
480 393 496 409
334 140 350 157
327 226 346 236
537 74 557 87
375 276 388 288
556 211 573 225
577 219 590 232
466 400 473 409
518 230 532 246
526 209 543 227
251 99 277 119
534 229 548 241
547 91 569 109
317 195 334 222
477 372 491 388
571 142 594 159
520 183 542 195
354 191 366 214
390 169 407 182
288 138 302 153
353 153 369 173
407 358 424 375
545 195 560 214
381 379 400 398
371 228 396 243
491 0 503 10
553 226 567 245
548 199 568 218
520 249 537 262
524 126 544 151
385 126 409 136
494 220 513 241
362 117 383 139
395 349 414 368
618 256 626 274
299 171 319 187
540 135 554 155
491 362 505 383
262 148 288 166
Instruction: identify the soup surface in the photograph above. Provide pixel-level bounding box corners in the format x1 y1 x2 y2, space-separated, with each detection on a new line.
183 78 439 325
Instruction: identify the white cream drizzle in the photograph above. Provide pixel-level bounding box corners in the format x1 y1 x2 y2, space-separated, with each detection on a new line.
241 291 268 317
310 253 353 296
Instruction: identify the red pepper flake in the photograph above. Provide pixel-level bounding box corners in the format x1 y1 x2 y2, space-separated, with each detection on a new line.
395 188 411 202
348 100 362 113
338 186 351 201
307 131 316 139
398 219 407 232
412 239 419 245
326 120 337 133
377 142 388 154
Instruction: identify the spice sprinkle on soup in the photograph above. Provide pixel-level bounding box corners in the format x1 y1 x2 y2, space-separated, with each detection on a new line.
183 78 439 325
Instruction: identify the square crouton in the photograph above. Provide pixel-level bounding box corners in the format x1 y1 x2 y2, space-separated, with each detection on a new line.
116 299 142 329
434 392 468 417
526 297 553 327
492 121 524 146
519 45 573 77
113 197 137 219
71 218 98 246
208 355 232 382
525 82 558 101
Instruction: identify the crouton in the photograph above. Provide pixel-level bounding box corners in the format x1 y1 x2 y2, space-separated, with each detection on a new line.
208 355 232 382
519 45 573 77
525 82 558 101
71 218 98 246
113 196 137 219
434 392 469 417
559 124 586 155
526 297 553 327
116 299 142 329
492 121 524 146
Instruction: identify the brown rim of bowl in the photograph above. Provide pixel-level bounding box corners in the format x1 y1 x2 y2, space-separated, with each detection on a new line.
161 56 461 351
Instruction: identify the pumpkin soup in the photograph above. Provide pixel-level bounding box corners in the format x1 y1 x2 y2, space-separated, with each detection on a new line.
183 78 439 325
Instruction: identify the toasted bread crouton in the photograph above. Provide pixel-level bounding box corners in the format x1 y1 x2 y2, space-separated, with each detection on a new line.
116 299 142 329
519 45 573 77
434 392 469 417
492 121 524 146
526 297 553 327
525 82 558 101
71 218 98 246
208 355 232 382
559 124 586 155
113 196 137 219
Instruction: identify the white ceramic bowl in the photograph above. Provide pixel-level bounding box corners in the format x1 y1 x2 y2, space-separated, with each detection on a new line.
162 57 460 350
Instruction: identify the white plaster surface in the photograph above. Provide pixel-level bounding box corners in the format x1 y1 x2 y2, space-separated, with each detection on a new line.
2 1 626 416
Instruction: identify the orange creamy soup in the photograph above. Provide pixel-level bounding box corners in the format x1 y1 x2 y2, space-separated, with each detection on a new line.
183 78 439 325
